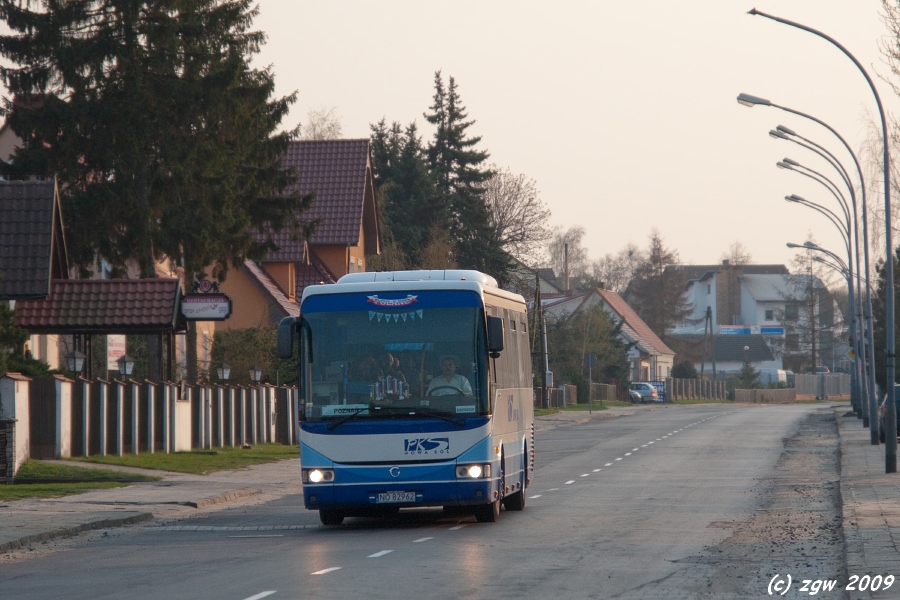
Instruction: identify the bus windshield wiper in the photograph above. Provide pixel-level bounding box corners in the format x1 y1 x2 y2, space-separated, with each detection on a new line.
373 405 466 426
326 407 370 431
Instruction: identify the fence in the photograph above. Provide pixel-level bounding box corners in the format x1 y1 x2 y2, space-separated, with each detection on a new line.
588 383 618 402
794 373 850 399
545 384 578 408
665 378 726 401
1 372 301 481
734 388 797 403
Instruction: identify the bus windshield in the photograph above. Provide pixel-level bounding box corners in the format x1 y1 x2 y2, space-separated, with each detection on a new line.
301 293 488 422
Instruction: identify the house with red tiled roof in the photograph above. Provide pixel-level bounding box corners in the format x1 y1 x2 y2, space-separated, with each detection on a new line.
216 139 380 331
540 287 675 381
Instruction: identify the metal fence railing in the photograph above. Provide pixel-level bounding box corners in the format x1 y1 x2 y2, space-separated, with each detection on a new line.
794 373 850 398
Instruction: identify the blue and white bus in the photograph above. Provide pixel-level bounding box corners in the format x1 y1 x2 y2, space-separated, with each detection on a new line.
277 270 534 524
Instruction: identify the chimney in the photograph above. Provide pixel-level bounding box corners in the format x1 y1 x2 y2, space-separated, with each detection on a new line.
564 243 570 295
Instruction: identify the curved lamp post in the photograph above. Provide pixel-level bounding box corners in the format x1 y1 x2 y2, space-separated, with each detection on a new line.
748 5 894 473
738 94 880 445
783 187 865 420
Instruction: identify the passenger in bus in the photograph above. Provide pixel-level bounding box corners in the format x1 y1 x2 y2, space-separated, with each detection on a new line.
346 354 379 401
397 351 423 393
378 352 406 384
426 355 473 396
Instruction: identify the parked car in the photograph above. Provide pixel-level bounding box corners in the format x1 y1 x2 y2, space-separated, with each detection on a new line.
629 389 643 403
630 382 658 403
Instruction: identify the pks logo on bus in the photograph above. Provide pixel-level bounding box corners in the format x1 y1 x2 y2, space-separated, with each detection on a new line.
404 437 450 455
367 295 418 307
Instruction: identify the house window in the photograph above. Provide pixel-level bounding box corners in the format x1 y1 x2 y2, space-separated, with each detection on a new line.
786 334 800 351
785 304 799 320
765 309 774 321
707 284 711 294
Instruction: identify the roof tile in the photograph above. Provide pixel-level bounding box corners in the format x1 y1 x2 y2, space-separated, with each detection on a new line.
15 278 181 332
265 139 370 260
0 180 57 299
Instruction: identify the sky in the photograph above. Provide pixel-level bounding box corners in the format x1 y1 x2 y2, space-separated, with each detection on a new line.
250 0 900 273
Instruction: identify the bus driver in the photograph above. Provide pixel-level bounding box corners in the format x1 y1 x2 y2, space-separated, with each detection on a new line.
426 355 473 396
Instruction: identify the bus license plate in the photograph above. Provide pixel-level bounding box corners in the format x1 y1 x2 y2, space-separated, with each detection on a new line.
376 491 416 503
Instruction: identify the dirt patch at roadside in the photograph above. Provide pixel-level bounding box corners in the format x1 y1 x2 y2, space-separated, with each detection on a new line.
618 407 847 599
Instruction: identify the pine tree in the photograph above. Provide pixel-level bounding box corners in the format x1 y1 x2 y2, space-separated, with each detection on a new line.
735 356 761 389
424 71 509 279
370 119 441 266
626 231 693 341
0 0 308 279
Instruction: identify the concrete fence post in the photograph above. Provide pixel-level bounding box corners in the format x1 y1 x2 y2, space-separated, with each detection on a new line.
147 382 155 454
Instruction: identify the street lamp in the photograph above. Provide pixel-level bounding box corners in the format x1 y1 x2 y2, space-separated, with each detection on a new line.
117 354 135 380
748 5 894 472
249 364 263 383
217 362 231 381
66 350 86 376
738 94 880 444
774 136 872 428
767 113 872 430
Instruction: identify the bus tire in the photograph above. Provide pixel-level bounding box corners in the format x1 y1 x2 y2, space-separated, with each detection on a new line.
320 509 344 525
474 499 500 523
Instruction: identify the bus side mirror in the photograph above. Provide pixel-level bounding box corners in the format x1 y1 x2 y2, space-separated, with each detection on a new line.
487 316 504 358
277 316 299 359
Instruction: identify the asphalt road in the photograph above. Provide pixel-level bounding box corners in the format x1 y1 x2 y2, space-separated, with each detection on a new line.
0 404 828 600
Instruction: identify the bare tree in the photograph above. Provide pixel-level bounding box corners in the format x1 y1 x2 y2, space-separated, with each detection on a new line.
419 226 457 270
590 242 645 292
720 240 753 265
483 165 551 264
546 226 589 281
301 106 343 140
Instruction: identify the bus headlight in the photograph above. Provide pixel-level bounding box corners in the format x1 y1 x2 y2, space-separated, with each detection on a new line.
456 464 490 479
302 468 335 483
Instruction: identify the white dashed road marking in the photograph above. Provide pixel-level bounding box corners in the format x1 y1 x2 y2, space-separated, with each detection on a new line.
311 567 342 575
604 463 613 466
413 537 433 543
243 593 276 600
580 473 589 477
368 550 393 558
593 468 601 472
529 495 542 499
565 480 575 485
615 457 623 461
449 525 467 531
624 453 632 456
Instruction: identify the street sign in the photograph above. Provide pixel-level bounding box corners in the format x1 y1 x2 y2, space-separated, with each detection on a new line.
583 353 598 368
846 348 856 362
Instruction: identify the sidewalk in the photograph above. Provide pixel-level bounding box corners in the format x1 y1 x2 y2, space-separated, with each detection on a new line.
836 407 900 599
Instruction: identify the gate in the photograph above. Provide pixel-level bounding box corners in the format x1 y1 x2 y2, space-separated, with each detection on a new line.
29 378 57 459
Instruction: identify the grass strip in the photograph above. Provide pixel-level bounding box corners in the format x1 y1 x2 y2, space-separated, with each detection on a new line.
1 460 159 501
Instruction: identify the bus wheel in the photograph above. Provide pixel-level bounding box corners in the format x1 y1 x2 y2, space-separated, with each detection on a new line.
320 509 344 525
474 500 500 523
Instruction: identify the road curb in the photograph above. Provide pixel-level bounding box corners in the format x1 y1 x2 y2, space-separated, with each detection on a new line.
0 512 154 553
185 488 261 509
